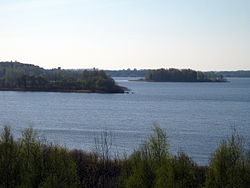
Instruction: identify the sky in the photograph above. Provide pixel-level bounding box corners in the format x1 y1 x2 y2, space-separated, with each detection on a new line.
0 0 249 70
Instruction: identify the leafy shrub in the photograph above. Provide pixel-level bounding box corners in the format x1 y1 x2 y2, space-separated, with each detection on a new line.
0 126 79 188
205 130 250 188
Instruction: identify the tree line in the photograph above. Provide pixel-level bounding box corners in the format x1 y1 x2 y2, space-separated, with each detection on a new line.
210 71 250 78
145 68 225 82
0 61 124 93
106 69 148 77
0 125 249 188
105 69 243 80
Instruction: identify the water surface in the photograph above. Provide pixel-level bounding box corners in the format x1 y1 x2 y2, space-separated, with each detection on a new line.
0 77 249 165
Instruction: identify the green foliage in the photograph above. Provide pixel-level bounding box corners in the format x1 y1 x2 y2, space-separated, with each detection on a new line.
0 126 79 188
0 61 124 93
124 156 155 188
145 68 225 82
40 147 79 188
121 125 208 188
0 126 21 188
18 128 43 188
142 124 170 161
121 124 170 188
155 152 203 188
205 130 250 188
1 125 250 188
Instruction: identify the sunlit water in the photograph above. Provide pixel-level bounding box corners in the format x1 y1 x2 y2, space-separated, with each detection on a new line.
0 77 250 165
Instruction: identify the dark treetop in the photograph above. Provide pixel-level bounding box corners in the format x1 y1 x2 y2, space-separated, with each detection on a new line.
105 69 148 77
105 69 244 79
210 70 250 78
0 61 125 93
145 68 225 82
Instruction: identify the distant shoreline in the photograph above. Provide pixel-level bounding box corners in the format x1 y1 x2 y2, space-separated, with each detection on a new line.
0 88 126 94
129 79 228 83
0 61 128 94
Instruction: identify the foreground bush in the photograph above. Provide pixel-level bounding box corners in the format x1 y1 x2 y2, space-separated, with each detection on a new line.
205 131 250 187
70 149 122 188
0 126 122 188
0 125 249 188
0 126 79 188
120 125 206 188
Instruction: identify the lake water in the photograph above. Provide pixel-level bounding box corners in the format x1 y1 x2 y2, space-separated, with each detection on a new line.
0 77 250 165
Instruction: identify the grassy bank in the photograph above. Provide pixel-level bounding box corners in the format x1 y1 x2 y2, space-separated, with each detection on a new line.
0 125 249 188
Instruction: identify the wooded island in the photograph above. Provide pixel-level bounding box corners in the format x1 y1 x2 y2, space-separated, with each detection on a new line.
144 68 226 82
0 62 125 93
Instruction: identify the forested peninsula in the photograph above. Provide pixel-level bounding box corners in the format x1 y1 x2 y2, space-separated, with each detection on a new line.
144 68 226 82
0 62 125 93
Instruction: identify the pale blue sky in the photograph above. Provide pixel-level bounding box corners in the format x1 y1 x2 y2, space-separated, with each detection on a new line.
0 0 249 70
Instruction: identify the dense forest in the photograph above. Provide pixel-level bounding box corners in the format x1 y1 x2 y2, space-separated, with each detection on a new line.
0 125 249 188
145 68 225 82
0 61 125 93
212 70 250 78
106 69 148 77
105 69 250 78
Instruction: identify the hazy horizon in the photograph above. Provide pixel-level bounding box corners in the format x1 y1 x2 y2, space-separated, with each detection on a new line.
1 0 249 71
2 60 250 72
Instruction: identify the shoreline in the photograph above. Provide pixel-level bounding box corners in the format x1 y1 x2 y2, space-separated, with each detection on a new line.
129 79 228 83
0 88 125 94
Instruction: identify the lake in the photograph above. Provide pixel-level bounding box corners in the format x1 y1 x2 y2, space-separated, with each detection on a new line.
0 77 250 165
